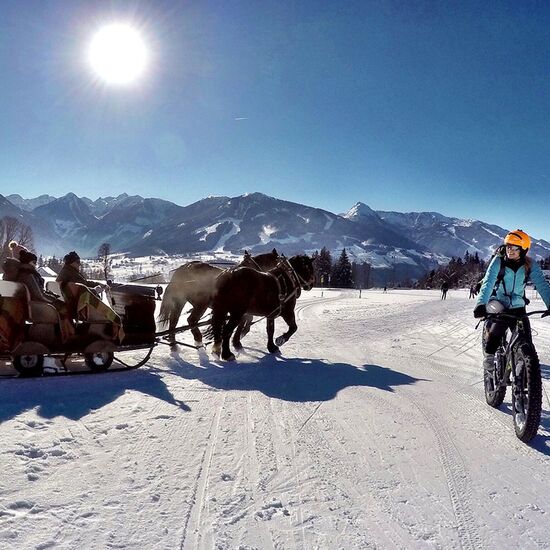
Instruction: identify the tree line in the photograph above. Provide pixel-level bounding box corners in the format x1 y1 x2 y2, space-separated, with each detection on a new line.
311 247 371 289
420 251 487 289
420 250 550 290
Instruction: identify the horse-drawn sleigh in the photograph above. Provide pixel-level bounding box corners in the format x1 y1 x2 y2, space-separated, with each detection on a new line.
0 251 315 377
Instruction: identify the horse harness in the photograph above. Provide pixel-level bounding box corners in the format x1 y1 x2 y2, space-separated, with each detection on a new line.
267 258 303 318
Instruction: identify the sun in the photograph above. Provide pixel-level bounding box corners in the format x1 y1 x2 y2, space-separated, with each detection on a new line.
88 24 148 85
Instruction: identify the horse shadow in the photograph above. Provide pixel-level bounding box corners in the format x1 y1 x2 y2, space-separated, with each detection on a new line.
166 350 423 403
0 369 191 423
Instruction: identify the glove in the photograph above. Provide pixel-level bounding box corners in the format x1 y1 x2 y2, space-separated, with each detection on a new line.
473 304 487 318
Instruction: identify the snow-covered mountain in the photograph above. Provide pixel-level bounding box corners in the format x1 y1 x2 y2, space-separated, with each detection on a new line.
3 193 550 281
374 208 550 261
33 193 97 240
6 193 56 211
129 193 438 281
0 194 63 256
82 193 146 218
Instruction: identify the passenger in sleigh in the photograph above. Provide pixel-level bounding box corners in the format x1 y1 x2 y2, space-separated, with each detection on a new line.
1 240 29 281
57 251 124 341
56 251 104 294
16 250 74 341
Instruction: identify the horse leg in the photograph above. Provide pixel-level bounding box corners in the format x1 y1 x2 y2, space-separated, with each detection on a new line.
275 309 297 347
232 314 252 350
168 300 185 348
240 315 252 337
222 311 244 361
266 318 279 353
188 303 208 346
210 308 226 358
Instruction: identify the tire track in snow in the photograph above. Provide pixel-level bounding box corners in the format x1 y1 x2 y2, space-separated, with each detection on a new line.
285 396 411 548
180 394 225 550
294 293 482 547
405 395 484 550
240 392 277 549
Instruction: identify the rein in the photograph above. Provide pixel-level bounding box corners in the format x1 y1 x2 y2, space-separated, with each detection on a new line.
247 258 305 326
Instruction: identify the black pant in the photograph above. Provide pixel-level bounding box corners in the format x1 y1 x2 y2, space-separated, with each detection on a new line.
483 308 531 354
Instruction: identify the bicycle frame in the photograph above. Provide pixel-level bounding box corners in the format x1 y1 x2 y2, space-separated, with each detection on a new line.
488 310 546 387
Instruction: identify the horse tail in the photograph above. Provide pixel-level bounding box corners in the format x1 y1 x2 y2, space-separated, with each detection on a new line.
157 281 186 328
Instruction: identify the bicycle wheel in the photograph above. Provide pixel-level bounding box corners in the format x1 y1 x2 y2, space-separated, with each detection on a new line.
512 343 542 442
484 350 506 407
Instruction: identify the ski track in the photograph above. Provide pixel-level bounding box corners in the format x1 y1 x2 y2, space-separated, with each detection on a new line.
1 289 549 549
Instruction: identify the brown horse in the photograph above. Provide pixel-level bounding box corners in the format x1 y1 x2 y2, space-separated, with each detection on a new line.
158 249 279 346
210 255 315 360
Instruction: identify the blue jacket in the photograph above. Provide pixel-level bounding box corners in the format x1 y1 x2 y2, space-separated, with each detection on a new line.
477 256 550 310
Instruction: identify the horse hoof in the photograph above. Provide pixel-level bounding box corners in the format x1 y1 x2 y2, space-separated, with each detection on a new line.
170 343 178 351
223 353 236 361
275 336 286 347
268 345 280 354
232 342 243 351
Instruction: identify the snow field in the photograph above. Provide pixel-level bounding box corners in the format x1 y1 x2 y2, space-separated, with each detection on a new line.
0 289 549 549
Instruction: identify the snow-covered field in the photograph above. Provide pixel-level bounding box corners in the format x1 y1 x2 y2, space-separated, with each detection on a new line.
1 289 549 549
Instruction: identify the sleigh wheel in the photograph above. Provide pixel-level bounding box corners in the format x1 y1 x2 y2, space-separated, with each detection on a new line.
13 354 44 377
84 350 114 371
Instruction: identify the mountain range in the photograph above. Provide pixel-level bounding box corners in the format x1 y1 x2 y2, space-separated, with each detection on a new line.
3 192 550 282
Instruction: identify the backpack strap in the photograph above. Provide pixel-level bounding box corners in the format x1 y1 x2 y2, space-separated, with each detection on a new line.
492 256 507 297
492 256 531 305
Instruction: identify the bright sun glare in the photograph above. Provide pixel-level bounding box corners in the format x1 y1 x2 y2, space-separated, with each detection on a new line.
88 24 148 85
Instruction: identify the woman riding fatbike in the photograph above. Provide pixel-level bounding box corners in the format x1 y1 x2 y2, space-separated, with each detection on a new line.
474 229 550 372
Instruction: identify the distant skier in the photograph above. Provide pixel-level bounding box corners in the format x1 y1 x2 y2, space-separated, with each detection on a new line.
441 281 449 300
383 285 387 293
469 285 476 299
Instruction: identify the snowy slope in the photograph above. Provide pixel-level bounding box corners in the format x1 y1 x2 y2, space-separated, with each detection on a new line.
0 291 549 549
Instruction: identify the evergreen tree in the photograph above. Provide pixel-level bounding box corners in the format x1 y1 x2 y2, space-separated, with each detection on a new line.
315 247 332 286
351 261 371 288
331 248 353 288
311 250 320 284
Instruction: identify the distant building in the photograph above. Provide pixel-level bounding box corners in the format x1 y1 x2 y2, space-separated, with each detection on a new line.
37 266 57 277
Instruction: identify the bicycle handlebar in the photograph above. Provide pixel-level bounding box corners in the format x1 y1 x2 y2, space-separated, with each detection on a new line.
485 310 549 320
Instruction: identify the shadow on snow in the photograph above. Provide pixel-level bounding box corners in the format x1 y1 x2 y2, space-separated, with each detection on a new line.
0 369 190 423
164 348 424 403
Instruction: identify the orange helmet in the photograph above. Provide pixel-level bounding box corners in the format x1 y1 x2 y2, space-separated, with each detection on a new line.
504 229 531 251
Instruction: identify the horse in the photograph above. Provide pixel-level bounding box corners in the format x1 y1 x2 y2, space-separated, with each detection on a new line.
209 254 315 361
158 249 279 347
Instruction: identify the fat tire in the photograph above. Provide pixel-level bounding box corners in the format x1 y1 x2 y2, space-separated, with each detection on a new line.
512 344 542 443
12 354 44 377
484 370 506 408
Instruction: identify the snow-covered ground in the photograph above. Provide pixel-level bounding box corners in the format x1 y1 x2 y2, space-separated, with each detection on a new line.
1 289 549 549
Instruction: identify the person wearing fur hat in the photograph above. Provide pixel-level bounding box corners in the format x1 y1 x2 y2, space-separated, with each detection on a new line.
1 241 28 281
8 240 28 259
16 249 74 341
16 250 50 302
56 251 104 296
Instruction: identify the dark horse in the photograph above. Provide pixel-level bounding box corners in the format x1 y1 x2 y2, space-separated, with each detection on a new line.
158 249 279 346
210 255 315 361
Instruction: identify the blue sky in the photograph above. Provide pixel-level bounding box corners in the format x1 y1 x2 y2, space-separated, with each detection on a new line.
1 1 549 239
